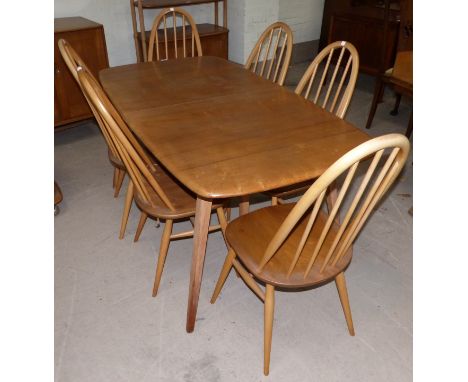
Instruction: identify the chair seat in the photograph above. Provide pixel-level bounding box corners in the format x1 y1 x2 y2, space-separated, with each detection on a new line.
226 204 352 288
383 51 412 96
134 164 222 219
390 51 412 85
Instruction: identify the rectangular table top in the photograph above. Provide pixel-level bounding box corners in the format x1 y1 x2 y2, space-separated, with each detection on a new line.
100 56 369 199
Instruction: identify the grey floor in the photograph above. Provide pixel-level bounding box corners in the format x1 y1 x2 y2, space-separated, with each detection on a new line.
55 64 412 382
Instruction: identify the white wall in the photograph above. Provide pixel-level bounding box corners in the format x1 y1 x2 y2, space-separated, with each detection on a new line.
243 0 280 62
55 0 136 66
54 0 324 66
55 0 222 66
227 0 246 64
240 0 324 63
279 0 325 44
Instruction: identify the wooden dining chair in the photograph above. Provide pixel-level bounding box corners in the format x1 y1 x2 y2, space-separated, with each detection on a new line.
268 40 359 205
366 51 412 137
295 40 359 119
78 68 228 296
59 38 163 239
58 38 126 198
147 7 203 62
211 133 410 375
245 22 293 86
365 0 413 137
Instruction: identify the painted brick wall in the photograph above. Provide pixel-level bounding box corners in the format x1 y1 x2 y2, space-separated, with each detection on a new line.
54 0 225 66
279 0 325 44
54 0 324 66
227 0 246 64
240 0 325 64
243 0 280 63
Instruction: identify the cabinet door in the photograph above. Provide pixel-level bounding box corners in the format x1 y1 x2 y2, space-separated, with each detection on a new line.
329 14 399 75
201 33 228 59
54 27 109 126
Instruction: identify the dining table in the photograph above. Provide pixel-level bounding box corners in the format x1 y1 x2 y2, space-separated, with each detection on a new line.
99 56 369 333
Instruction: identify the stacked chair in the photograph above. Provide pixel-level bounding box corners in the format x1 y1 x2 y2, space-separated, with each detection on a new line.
58 39 127 198
59 38 227 297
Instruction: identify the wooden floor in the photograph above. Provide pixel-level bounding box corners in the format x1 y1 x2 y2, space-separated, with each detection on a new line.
54 67 412 382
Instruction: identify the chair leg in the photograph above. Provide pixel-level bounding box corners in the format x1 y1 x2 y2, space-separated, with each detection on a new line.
152 219 173 297
216 207 228 235
390 93 402 116
216 207 229 248
113 167 118 189
119 180 134 239
239 196 250 215
264 284 275 376
224 206 231 222
335 272 355 336
134 211 148 242
365 77 385 130
271 196 278 206
405 110 413 138
210 248 237 303
114 169 125 198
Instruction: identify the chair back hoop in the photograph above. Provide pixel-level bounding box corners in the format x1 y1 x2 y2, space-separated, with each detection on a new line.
245 21 293 86
77 69 176 211
58 39 121 160
147 7 203 62
260 134 410 278
295 41 359 119
57 39 156 172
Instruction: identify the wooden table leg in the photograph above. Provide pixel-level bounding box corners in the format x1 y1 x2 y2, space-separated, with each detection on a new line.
239 195 250 216
186 197 213 333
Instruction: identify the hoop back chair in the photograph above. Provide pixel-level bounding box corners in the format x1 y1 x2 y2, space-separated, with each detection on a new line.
147 7 203 62
58 39 129 197
77 68 227 297
269 41 359 205
245 22 293 86
59 39 163 237
211 133 410 375
296 40 359 119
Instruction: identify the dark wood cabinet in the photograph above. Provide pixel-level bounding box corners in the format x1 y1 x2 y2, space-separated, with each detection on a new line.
131 0 229 62
320 0 401 76
54 17 109 127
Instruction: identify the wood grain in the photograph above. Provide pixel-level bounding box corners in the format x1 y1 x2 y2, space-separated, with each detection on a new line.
100 57 370 199
212 133 410 374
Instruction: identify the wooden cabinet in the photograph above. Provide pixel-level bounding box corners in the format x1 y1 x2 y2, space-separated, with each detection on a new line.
131 0 228 62
320 0 401 76
54 17 109 127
